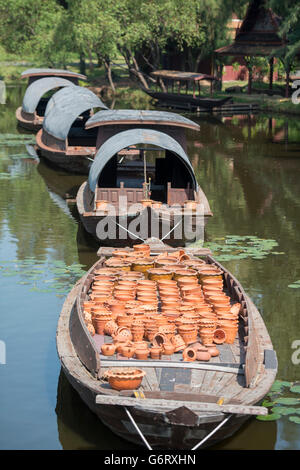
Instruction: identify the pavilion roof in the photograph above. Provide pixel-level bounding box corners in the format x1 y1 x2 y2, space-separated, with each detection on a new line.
215 0 287 57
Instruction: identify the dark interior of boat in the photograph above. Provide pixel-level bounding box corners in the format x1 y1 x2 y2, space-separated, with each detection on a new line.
97 149 195 205
67 111 98 147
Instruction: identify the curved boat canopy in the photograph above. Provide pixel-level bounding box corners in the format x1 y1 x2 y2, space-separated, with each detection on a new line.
85 109 200 131
22 77 75 114
43 86 108 141
21 68 87 81
88 128 197 193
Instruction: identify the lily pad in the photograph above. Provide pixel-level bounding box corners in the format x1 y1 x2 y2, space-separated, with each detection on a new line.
289 416 300 424
290 385 300 394
274 398 300 405
256 413 281 421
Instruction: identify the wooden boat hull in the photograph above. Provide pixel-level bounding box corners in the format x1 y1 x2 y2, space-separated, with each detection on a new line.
16 106 43 132
35 129 93 175
76 181 212 246
143 89 232 111
57 249 277 449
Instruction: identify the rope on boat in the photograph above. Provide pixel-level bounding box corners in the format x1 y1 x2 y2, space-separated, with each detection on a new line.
160 218 183 241
124 407 153 450
114 221 146 242
191 414 232 450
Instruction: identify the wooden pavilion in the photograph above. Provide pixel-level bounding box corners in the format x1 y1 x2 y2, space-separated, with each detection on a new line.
215 0 289 96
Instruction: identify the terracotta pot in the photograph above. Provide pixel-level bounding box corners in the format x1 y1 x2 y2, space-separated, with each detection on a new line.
205 344 220 357
132 341 148 350
222 326 238 344
132 258 155 273
135 348 149 360
171 334 186 352
230 303 241 316
113 327 133 342
150 347 162 360
140 199 153 207
153 332 170 348
182 347 197 362
95 200 108 211
184 200 198 211
163 343 175 355
132 329 145 342
109 302 126 316
83 300 96 313
101 343 116 356
157 279 177 287
178 325 198 345
86 322 95 336
120 345 135 358
104 320 119 336
213 328 226 344
155 258 179 268
196 350 211 361
174 270 198 281
148 268 173 281
107 369 145 390
93 318 110 335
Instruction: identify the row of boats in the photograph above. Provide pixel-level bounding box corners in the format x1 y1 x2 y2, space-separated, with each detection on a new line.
15 68 277 449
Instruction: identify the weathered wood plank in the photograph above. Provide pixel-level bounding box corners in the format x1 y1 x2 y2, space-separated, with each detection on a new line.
95 394 268 415
100 359 244 374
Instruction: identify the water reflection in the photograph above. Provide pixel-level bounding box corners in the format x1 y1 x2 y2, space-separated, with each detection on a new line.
1 85 300 449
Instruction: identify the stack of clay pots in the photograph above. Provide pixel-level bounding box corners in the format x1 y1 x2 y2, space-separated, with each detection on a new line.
81 245 242 361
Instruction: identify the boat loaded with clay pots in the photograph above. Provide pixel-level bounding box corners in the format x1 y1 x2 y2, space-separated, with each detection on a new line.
57 240 277 449
16 68 87 132
76 110 212 244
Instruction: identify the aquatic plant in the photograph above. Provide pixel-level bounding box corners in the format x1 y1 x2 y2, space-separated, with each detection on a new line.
0 257 86 297
192 235 284 262
257 380 300 423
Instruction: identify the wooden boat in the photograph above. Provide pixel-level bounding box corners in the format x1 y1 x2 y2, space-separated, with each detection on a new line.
16 69 87 132
35 86 108 174
143 70 232 111
20 67 87 86
16 77 76 132
76 110 212 244
56 241 277 449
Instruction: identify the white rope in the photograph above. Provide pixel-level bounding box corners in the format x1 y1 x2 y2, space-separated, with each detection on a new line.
114 221 145 242
160 218 183 241
125 407 153 450
191 414 232 450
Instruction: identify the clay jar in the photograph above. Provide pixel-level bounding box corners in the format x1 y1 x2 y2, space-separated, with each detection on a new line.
178 325 198 345
132 258 155 274
150 347 162 360
163 343 175 355
135 348 149 360
205 344 220 357
95 200 108 211
120 345 135 358
174 270 198 282
184 200 198 211
171 334 186 352
147 268 173 281
109 302 126 316
153 332 169 348
182 347 197 362
101 343 116 356
196 349 211 361
213 328 226 344
104 320 119 336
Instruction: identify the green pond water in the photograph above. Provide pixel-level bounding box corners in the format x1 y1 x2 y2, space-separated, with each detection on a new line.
0 84 300 449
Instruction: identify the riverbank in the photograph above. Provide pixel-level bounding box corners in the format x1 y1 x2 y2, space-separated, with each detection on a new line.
1 54 299 116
